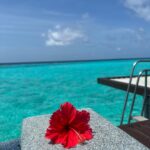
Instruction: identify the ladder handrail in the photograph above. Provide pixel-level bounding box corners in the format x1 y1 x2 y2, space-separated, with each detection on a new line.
128 69 150 124
120 59 150 125
141 70 148 116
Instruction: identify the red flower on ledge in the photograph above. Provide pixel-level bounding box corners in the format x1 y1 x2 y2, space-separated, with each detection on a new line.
45 102 93 149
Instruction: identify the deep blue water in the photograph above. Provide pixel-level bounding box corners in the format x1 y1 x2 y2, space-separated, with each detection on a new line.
0 59 147 141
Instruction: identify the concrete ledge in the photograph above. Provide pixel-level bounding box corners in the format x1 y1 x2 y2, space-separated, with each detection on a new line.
21 109 149 150
0 139 20 150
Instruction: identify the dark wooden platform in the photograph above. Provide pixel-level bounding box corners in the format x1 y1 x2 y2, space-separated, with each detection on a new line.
119 120 150 148
98 76 150 148
97 76 150 95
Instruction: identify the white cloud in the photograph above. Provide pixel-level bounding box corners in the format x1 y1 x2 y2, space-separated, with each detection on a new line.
44 25 86 46
124 0 150 21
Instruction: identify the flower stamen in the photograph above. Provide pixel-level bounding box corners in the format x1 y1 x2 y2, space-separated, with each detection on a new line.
70 127 84 143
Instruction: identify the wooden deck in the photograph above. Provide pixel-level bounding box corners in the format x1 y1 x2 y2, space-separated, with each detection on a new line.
119 120 150 148
97 76 150 95
98 75 150 148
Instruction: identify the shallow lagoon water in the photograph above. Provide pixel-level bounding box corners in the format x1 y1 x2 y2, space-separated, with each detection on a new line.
0 59 147 141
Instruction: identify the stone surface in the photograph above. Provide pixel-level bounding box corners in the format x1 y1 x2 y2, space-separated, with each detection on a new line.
0 139 20 150
21 109 149 150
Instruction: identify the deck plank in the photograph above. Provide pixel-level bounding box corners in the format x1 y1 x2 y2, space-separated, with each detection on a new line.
119 120 150 148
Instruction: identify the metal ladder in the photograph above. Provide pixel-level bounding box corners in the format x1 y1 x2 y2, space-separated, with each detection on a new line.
120 60 150 125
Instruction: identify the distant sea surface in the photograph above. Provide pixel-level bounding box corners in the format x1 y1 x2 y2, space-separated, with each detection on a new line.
0 59 148 142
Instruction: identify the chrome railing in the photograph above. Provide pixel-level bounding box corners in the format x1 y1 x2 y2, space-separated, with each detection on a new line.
128 69 150 124
120 59 150 125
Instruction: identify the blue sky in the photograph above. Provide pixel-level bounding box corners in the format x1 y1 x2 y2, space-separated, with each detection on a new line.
0 0 150 63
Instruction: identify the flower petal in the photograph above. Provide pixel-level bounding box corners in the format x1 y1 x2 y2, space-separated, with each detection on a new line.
45 128 59 141
53 131 68 145
71 110 93 141
49 110 64 131
71 110 90 132
80 129 93 141
60 102 77 124
64 129 79 148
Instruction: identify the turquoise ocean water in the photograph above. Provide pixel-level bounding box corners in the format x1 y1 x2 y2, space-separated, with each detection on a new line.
0 59 148 142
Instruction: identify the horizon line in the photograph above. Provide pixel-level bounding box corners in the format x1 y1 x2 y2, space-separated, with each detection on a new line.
1 57 150 66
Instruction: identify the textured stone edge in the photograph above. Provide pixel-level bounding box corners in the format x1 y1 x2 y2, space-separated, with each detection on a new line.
21 108 149 150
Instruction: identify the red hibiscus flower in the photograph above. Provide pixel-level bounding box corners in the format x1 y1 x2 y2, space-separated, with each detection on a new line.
45 102 93 148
